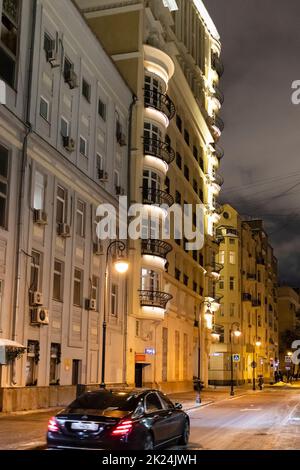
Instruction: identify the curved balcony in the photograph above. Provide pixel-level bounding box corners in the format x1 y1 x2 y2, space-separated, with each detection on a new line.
214 86 224 105
205 262 223 278
208 115 224 140
213 173 224 187
212 144 224 160
144 137 175 165
141 239 172 260
142 187 174 207
212 53 224 77
139 290 173 310
144 89 175 121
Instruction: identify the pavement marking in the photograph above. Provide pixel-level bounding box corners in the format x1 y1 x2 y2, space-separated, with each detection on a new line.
240 408 262 411
187 392 249 414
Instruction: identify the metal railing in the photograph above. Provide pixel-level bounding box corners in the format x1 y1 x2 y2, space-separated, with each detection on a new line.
139 290 173 309
141 239 172 259
144 89 175 121
142 187 174 207
143 137 175 164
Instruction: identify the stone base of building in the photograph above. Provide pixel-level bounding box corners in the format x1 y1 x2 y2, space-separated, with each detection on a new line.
208 379 246 386
143 381 193 394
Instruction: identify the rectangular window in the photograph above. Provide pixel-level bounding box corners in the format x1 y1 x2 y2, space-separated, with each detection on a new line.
193 146 198 161
219 251 225 264
44 32 54 56
30 251 41 292
76 199 85 237
230 303 235 317
175 268 181 281
219 303 224 317
199 157 204 171
176 152 182 169
91 275 99 306
98 98 106 121
40 96 50 121
193 179 198 193
184 165 189 181
229 276 234 290
0 0 21 88
33 171 45 210
165 176 170 193
111 283 118 316
219 276 224 289
56 186 67 224
49 343 60 385
175 190 181 204
60 117 69 138
64 57 73 80
73 268 83 307
82 78 91 102
0 144 9 228
229 238 235 245
184 129 190 146
229 251 235 264
79 136 88 157
183 274 189 286
53 260 63 302
176 115 182 132
96 153 103 171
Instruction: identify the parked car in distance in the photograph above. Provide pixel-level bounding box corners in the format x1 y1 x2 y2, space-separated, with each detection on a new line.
47 388 190 450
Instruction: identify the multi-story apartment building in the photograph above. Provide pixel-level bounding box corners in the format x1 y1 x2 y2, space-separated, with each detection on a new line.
0 0 132 411
76 0 224 391
278 286 300 371
209 205 279 385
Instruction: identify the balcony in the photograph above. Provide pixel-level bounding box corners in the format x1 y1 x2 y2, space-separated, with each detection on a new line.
142 187 174 207
256 257 265 265
144 137 175 165
213 173 224 187
141 239 172 260
212 53 224 77
211 144 224 160
139 290 173 310
242 293 252 302
144 89 175 121
205 262 223 278
214 86 224 105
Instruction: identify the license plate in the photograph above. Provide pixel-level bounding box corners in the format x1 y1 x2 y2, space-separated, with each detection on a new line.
71 421 99 431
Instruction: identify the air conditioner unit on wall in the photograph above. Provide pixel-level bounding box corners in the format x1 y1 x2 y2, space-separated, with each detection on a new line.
57 223 71 238
30 291 44 306
62 136 75 152
31 307 49 325
33 209 48 225
85 299 97 311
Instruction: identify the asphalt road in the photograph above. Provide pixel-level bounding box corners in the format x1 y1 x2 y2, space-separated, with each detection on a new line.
173 389 300 450
0 389 299 450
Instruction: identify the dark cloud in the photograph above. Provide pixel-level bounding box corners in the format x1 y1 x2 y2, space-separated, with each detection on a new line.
205 0 300 286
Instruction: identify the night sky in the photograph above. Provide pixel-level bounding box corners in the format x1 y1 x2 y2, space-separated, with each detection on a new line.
205 0 300 286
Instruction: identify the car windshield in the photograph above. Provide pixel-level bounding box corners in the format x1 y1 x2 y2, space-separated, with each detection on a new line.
68 391 139 412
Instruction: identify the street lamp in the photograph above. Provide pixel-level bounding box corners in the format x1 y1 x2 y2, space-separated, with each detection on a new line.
252 337 261 391
229 322 241 396
100 240 129 389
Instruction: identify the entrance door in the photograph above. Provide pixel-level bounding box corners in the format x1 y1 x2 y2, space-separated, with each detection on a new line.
135 363 144 388
72 359 81 385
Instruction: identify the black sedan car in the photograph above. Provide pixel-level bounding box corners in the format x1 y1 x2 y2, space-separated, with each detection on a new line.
47 388 189 450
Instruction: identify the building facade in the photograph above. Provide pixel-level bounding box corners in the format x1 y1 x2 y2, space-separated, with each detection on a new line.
209 205 279 385
76 0 224 391
0 0 132 411
278 286 300 373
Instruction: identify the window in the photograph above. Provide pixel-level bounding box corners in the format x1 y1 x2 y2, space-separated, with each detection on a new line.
193 146 198 161
176 114 182 132
193 179 198 194
176 152 182 169
111 283 118 316
193 281 198 293
165 176 170 193
199 157 204 171
53 260 63 301
96 153 103 171
82 78 91 102
257 270 261 282
98 98 106 121
219 276 224 289
60 117 69 138
76 199 85 237
175 190 181 204
26 340 39 386
30 251 41 292
114 170 120 191
175 268 181 281
56 186 67 224
145 393 163 413
229 238 235 245
219 251 225 264
63 57 73 80
183 274 189 286
199 253 204 266
230 303 235 317
43 32 53 56
79 136 88 157
229 251 235 264
184 129 190 146
0 144 9 228
0 0 21 88
141 269 160 291
219 303 224 317
49 343 60 385
91 275 98 308
229 276 234 290
33 171 45 210
193 250 197 261
40 96 49 121
73 268 83 306
184 165 189 181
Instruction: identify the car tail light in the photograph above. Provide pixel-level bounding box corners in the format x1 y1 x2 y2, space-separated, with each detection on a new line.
48 417 59 432
111 419 133 436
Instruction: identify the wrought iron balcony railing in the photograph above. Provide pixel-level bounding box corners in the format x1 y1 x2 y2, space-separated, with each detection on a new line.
143 137 175 165
206 262 223 275
144 89 175 121
141 239 172 260
214 86 224 105
139 290 173 309
212 53 224 77
142 187 174 207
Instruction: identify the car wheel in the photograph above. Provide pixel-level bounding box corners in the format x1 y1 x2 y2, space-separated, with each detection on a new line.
144 432 154 450
178 420 190 446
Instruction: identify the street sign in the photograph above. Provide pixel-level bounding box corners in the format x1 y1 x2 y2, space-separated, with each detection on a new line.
285 356 292 363
233 354 240 362
145 348 156 355
285 366 291 370
251 361 257 368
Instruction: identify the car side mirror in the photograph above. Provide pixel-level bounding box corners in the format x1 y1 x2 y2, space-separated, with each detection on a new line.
174 402 182 410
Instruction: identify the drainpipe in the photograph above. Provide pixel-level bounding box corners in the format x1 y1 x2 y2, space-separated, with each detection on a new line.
122 94 137 385
11 0 36 383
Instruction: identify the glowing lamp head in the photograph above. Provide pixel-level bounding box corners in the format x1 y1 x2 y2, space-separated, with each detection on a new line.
114 255 129 274
287 351 293 357
256 340 262 347
211 332 220 341
234 329 241 338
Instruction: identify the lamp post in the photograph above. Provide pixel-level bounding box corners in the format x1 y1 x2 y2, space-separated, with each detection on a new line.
229 322 241 396
100 240 129 389
252 337 261 391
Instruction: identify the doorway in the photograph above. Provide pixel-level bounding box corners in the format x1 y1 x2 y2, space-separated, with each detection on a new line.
72 359 81 385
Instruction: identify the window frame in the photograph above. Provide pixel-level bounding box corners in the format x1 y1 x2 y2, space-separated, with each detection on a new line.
76 199 86 238
73 268 83 307
40 96 50 122
0 143 10 229
53 259 63 302
82 78 91 103
79 136 88 157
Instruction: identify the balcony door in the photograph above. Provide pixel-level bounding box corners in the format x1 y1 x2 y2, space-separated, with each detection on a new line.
141 268 160 292
143 169 161 192
144 122 162 157
145 75 163 108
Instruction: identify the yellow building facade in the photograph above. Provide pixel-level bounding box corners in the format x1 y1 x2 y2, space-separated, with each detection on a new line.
76 0 224 391
209 205 279 385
